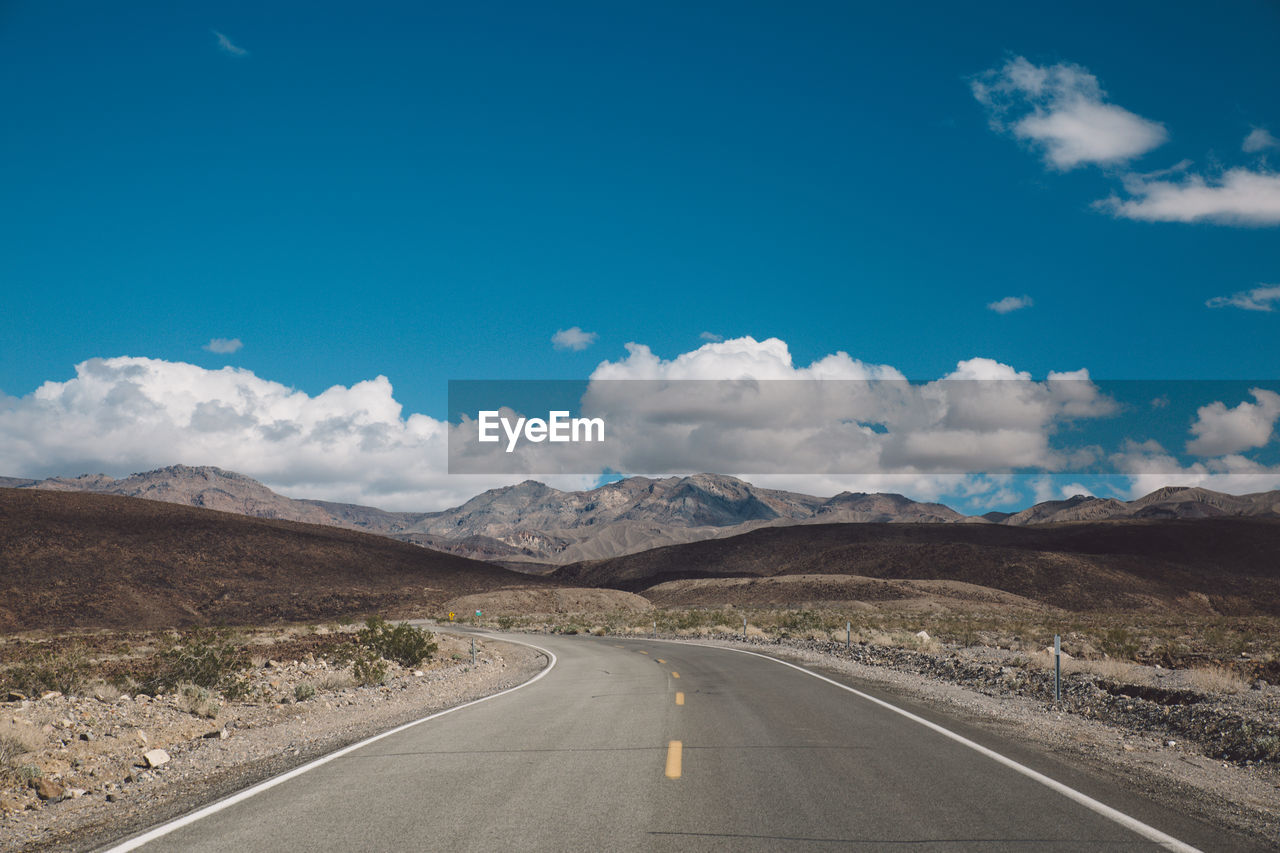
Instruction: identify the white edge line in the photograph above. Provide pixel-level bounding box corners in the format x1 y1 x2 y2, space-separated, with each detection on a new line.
636 637 1202 853
101 636 557 853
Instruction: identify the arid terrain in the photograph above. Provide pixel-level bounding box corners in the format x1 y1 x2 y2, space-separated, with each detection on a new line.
9 465 1280 566
0 624 543 852
553 517 1280 614
3 482 1279 847
0 487 551 633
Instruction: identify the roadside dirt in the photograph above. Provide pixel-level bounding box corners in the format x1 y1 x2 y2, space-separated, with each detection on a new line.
0 633 545 853
445 586 652 617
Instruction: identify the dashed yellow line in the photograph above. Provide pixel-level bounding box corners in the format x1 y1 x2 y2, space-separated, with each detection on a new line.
638 650 649 655
664 741 682 778
656 659 665 663
675 692 684 706
671 671 680 679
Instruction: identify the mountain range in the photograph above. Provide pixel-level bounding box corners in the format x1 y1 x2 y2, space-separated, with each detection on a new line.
4 466 1279 566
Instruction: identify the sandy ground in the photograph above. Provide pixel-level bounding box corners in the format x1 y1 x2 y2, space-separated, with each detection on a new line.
445 586 652 616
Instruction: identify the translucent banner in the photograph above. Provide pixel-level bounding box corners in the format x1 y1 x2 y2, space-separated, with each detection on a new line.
447 379 1280 476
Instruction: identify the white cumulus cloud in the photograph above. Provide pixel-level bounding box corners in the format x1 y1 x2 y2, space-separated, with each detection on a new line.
14 342 1278 515
1113 438 1280 499
0 356 584 510
1098 167 1280 225
972 57 1166 170
1186 389 1280 457
204 337 243 354
551 327 598 351
1206 284 1280 311
563 339 1111 478
987 295 1033 314
1243 128 1279 153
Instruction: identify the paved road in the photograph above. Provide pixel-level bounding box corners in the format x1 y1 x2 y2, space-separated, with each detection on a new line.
110 633 1257 852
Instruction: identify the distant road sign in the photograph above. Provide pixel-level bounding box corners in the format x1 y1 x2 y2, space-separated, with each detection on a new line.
448 612 455 622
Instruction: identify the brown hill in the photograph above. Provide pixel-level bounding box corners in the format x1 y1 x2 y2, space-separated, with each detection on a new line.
0 488 547 633
12 466 1280 567
552 519 1280 614
1001 486 1280 525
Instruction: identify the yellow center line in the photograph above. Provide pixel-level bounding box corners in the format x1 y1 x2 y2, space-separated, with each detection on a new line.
664 741 682 779
638 650 649 655
656 659 665 663
671 671 680 679
675 692 684 706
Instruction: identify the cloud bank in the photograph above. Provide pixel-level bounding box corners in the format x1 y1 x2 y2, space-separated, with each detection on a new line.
6 340 1280 512
0 357 565 510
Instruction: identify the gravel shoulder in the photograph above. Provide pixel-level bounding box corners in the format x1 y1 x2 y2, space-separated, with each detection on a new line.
662 631 1280 849
0 633 546 853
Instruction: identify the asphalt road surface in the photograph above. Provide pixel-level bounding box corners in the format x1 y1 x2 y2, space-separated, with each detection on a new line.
106 633 1260 852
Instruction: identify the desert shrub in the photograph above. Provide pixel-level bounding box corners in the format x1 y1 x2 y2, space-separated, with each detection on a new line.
349 647 387 686
496 615 516 631
134 630 249 697
355 617 437 668
2 643 90 696
0 721 41 783
1099 627 1140 661
89 682 122 702
317 671 354 691
294 683 317 702
176 683 221 718
780 610 825 632
0 734 32 779
1070 658 1136 680
1185 665 1247 695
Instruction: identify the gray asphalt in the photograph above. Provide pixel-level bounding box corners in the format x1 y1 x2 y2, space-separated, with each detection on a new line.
115 633 1256 852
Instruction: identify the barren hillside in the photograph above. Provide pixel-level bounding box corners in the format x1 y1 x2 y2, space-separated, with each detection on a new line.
0 488 548 632
553 519 1280 614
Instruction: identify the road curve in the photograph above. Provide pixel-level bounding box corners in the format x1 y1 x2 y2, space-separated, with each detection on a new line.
105 633 1258 852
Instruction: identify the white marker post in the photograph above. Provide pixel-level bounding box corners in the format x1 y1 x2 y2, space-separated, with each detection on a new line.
742 617 747 641
1054 634 1061 703
847 621 852 650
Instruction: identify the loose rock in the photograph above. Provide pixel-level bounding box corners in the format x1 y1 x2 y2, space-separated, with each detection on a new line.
31 779 64 802
142 748 170 769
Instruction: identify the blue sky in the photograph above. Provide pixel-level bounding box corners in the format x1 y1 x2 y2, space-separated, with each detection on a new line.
1 1 1278 509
